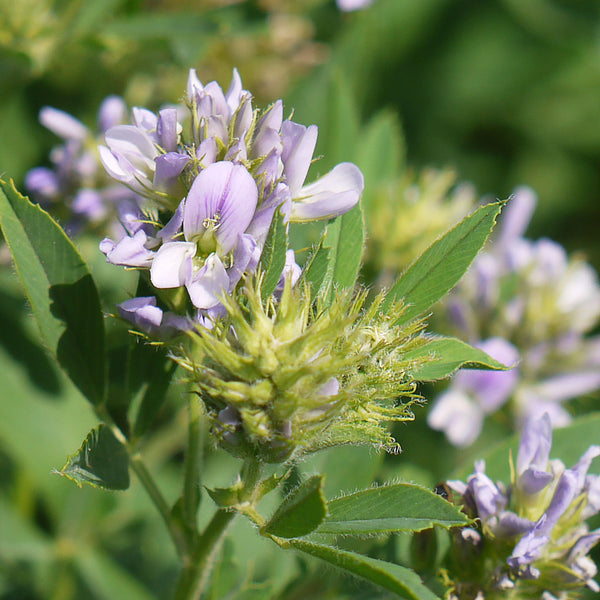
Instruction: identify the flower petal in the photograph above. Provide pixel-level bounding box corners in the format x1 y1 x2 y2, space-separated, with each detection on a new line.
39 107 88 141
150 241 196 288
183 161 258 254
186 253 229 309
291 162 364 222
281 120 318 195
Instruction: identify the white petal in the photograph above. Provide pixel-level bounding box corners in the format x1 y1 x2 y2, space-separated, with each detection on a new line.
150 242 196 288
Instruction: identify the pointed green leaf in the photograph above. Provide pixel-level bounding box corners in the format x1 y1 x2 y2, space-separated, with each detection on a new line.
259 208 288 301
317 483 470 535
382 201 504 323
300 235 331 300
262 475 327 539
289 540 440 600
0 179 105 405
59 425 130 490
405 336 509 382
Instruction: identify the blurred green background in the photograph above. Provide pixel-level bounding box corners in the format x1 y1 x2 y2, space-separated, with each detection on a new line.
2 0 600 598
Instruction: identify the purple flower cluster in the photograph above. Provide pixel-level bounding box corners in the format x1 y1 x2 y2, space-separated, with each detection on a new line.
97 69 363 333
447 413 600 595
25 97 136 226
430 188 600 445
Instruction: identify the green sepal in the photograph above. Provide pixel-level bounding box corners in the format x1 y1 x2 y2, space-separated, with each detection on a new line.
288 540 440 600
405 336 509 381
259 207 288 301
317 483 470 535
58 425 130 490
382 201 504 323
0 179 106 406
261 475 327 539
206 484 243 509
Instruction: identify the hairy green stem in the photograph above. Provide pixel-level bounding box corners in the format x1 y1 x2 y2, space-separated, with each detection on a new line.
172 458 263 600
182 397 203 537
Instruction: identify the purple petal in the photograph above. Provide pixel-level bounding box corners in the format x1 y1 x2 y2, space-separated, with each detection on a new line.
132 107 158 133
25 167 60 198
105 125 158 169
228 233 260 291
150 241 196 288
541 470 580 535
204 81 229 119
427 389 485 447
246 183 291 245
186 253 229 309
572 446 600 491
153 152 190 192
533 372 600 403
157 108 179 152
225 68 244 115
98 95 127 132
100 230 155 268
118 296 163 332
39 107 88 141
507 516 548 570
517 413 552 478
281 120 318 195
495 511 536 537
318 378 340 397
468 464 507 521
291 162 364 222
186 68 204 100
157 200 184 242
72 189 107 221
183 161 258 254
337 0 375 10
196 138 218 167
569 530 600 561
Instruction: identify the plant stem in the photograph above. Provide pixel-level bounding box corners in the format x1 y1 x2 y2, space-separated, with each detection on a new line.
183 396 202 535
172 508 236 600
130 454 187 557
172 458 263 600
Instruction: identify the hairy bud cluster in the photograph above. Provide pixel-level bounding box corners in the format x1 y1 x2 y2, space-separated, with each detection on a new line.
174 276 427 462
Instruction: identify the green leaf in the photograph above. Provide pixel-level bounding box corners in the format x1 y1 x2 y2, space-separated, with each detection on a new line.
259 208 288 301
303 203 365 306
405 336 509 381
289 540 440 600
318 483 469 535
262 475 327 539
299 235 331 300
382 201 504 323
0 180 106 405
59 425 130 491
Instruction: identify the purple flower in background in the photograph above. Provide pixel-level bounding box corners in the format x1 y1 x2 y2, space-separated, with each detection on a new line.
448 412 600 595
439 186 600 443
25 95 136 227
337 0 375 11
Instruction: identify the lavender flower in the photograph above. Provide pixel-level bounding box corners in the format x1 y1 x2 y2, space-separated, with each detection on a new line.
446 413 600 597
25 96 135 227
98 69 364 332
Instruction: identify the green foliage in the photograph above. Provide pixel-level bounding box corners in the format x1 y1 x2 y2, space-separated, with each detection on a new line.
259 207 288 301
262 475 327 539
0 179 106 406
405 336 509 381
59 425 130 491
317 483 470 535
289 540 440 600
382 201 504 322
